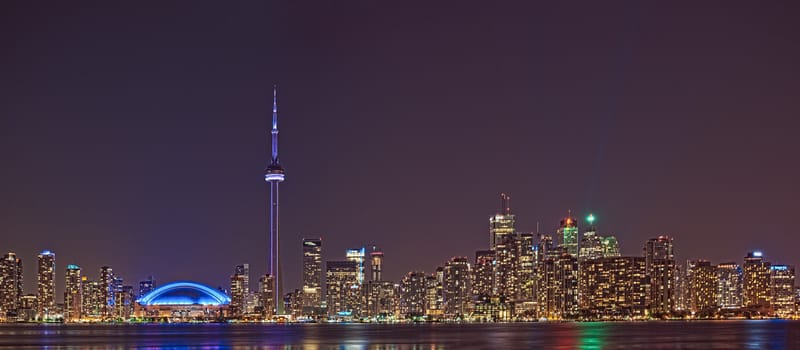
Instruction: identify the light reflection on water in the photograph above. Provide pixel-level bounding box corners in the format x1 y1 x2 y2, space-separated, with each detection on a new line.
0 321 798 349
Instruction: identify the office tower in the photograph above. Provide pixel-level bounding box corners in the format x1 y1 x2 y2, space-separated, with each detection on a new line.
770 265 795 318
230 274 246 318
443 256 471 319
644 236 676 315
558 213 579 256
346 247 366 285
235 263 250 294
687 260 717 315
264 86 286 315
370 248 383 282
366 280 398 320
114 285 134 320
489 193 515 249
100 266 114 318
283 289 303 318
424 272 443 317
743 251 771 310
81 278 103 319
578 256 648 319
259 274 275 319
64 264 82 322
514 232 536 305
245 292 261 315
537 233 555 259
37 250 55 319
399 271 426 318
537 252 579 320
493 235 516 298
579 215 621 261
138 276 155 299
302 238 322 313
472 250 494 300
0 252 23 318
716 262 743 309
326 261 360 318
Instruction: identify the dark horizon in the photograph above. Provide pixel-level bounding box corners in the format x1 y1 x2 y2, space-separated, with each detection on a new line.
1 2 799 298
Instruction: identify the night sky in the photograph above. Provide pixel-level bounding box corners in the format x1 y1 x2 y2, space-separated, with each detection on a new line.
2 2 799 298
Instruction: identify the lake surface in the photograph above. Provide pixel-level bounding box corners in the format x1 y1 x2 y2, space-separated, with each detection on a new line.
0 321 798 349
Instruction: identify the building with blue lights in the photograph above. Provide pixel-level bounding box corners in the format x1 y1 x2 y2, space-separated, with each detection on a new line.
135 281 230 320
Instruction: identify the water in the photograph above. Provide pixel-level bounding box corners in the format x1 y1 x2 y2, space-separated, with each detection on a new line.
0 321 798 349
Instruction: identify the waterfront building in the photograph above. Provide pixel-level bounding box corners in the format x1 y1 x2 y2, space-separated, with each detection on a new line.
18 294 37 322
259 274 275 318
0 252 23 319
716 262 743 309
235 264 250 294
326 261 360 318
558 213 579 257
472 250 494 299
135 281 230 321
514 232 536 305
644 236 676 315
537 252 579 320
229 274 246 318
114 285 134 320
687 260 717 316
264 86 286 315
302 238 322 314
424 273 443 318
37 250 56 319
346 247 366 285
100 266 115 318
283 289 303 318
578 256 648 319
743 251 771 311
370 248 383 282
64 264 82 322
443 256 471 319
81 278 103 319
138 276 156 299
399 271 426 318
770 264 795 318
366 280 398 320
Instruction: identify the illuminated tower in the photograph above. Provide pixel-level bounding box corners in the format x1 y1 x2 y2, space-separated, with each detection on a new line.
346 247 366 285
264 85 286 314
0 252 23 318
558 212 578 256
370 248 384 282
489 193 515 249
36 250 55 319
302 238 322 313
64 264 82 322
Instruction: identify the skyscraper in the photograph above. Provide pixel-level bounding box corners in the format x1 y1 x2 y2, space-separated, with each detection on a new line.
230 274 246 318
64 264 82 322
234 263 250 294
743 251 771 311
100 266 114 319
443 256 471 319
36 250 55 319
370 248 383 282
346 247 366 285
687 260 717 315
558 213 579 256
325 261 360 318
399 271 426 318
264 86 286 315
716 262 743 309
0 252 23 319
302 238 322 313
770 264 795 318
138 276 155 299
489 193 514 249
578 256 648 319
644 236 676 315
259 274 275 319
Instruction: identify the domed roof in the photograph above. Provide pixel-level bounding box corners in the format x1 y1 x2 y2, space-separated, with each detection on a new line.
137 281 231 306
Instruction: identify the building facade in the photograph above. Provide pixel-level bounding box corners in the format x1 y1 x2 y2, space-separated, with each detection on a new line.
36 250 55 319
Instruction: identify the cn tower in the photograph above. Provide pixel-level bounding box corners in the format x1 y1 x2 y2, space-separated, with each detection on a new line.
264 85 285 315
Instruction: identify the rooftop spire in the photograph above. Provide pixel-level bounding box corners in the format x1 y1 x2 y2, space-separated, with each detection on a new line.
271 85 279 162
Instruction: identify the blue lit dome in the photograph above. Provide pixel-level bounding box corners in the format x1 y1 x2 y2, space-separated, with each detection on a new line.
137 281 231 306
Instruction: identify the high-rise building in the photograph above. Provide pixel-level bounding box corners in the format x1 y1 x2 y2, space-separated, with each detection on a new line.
302 238 322 314
64 264 82 322
770 264 795 318
138 276 156 299
100 266 115 319
0 252 23 319
514 232 536 305
399 271 426 318
230 274 246 318
346 247 366 285
743 251 771 311
113 285 134 320
18 294 37 322
558 213 579 256
687 260 717 315
537 252 579 320
579 215 620 261
234 263 250 294
264 86 286 315
716 262 743 309
325 261 360 318
424 273 442 317
644 236 676 315
366 280 398 320
259 274 275 319
579 256 648 319
370 248 383 282
489 193 515 249
472 250 494 300
36 250 55 319
81 278 103 319
443 256 471 319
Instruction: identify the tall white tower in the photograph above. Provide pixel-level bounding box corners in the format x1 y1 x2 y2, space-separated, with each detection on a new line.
264 85 285 315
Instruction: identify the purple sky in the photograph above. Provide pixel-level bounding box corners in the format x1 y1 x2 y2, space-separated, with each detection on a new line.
1 2 799 297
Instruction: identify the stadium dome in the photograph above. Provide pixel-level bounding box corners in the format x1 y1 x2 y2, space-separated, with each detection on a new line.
137 281 231 306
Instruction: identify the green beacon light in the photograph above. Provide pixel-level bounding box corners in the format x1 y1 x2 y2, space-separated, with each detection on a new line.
586 213 595 224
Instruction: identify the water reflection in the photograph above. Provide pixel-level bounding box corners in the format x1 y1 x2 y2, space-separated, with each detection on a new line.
578 322 608 350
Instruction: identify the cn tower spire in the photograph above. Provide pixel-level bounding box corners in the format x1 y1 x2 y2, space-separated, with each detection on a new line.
271 85 279 163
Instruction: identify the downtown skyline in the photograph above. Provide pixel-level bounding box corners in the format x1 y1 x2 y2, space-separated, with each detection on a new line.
2 1 800 303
